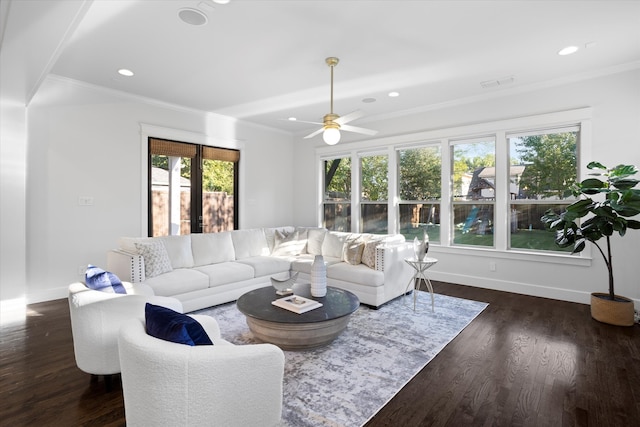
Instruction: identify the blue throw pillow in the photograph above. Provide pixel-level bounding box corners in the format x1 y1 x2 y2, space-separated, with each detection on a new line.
85 265 126 294
145 303 213 346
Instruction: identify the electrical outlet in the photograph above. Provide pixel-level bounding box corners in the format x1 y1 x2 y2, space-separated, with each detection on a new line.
489 261 497 272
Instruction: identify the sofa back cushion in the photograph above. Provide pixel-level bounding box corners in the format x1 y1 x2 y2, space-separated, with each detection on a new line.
298 227 326 255
191 232 236 266
263 226 295 252
157 235 194 269
322 231 351 259
231 228 270 259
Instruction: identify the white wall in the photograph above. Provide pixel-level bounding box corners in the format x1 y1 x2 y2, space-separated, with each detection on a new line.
24 76 294 303
292 68 640 308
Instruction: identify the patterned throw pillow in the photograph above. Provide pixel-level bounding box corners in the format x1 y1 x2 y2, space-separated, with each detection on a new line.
145 303 212 346
134 241 173 278
361 238 384 269
85 265 126 294
343 236 366 265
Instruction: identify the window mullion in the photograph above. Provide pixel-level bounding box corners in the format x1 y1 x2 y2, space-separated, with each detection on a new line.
494 131 508 251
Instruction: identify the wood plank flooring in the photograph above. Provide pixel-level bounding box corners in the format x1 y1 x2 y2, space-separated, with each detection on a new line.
1 282 638 426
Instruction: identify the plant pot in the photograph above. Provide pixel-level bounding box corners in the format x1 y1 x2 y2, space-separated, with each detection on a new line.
590 292 635 326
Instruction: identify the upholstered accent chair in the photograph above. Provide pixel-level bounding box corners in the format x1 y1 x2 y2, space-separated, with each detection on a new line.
67 282 183 391
118 315 285 427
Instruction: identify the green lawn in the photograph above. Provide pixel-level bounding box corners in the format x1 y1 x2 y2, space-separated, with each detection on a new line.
401 226 573 253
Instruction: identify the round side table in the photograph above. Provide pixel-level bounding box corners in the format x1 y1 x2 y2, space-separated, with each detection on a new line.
404 257 438 312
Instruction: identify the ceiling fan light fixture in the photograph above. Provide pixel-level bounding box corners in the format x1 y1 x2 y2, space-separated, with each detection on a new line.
323 127 341 145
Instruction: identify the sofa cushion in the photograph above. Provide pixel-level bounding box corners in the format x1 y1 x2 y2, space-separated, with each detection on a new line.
231 228 270 259
299 227 326 255
343 236 366 265
84 265 126 294
322 231 351 258
158 235 194 269
191 232 235 266
194 262 255 287
143 268 209 296
362 237 385 269
290 255 343 275
264 226 295 252
134 241 173 278
271 230 306 256
145 303 212 346
327 262 385 287
236 256 291 278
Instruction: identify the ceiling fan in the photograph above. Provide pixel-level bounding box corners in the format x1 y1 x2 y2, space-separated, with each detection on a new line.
303 57 378 145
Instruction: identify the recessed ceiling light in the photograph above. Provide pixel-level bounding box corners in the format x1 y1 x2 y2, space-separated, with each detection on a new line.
288 117 297 121
558 46 579 56
212 0 230 4
388 91 400 97
178 8 208 26
118 69 134 77
362 98 376 103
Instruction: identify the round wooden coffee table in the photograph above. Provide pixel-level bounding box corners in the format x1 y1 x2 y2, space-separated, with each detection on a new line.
236 283 359 350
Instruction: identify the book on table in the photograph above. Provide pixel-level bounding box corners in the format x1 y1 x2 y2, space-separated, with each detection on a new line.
272 295 323 314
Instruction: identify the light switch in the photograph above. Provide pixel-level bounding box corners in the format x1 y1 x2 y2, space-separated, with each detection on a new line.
78 196 94 206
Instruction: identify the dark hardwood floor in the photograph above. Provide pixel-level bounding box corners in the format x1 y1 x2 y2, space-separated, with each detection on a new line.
1 282 638 426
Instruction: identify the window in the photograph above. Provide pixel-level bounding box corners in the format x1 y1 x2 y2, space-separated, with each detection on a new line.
398 145 442 243
360 154 388 233
323 157 351 232
508 127 578 252
148 138 239 237
316 109 587 256
451 138 496 247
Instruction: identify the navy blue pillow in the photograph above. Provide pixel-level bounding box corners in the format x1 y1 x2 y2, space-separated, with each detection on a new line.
145 303 213 346
85 265 126 294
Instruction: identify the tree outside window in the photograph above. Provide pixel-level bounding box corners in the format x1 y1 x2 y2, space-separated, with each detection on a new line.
398 146 441 242
361 155 388 233
509 130 577 252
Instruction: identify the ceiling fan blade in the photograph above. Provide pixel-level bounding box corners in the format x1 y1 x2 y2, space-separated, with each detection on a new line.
335 110 365 125
340 124 378 136
304 127 325 139
279 119 324 125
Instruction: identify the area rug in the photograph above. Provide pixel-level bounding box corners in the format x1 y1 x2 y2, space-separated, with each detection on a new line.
193 291 488 427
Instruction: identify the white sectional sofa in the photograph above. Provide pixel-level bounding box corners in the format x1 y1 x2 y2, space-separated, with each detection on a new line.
107 226 414 312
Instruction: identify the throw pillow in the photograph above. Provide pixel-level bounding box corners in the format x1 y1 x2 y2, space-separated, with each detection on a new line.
343 237 366 265
134 241 173 278
272 230 305 256
362 238 384 269
85 265 126 294
145 303 213 346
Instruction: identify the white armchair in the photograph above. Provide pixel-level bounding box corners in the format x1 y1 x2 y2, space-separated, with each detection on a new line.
68 282 183 390
118 315 285 427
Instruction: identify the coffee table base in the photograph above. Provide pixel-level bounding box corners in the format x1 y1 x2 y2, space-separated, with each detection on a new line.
245 315 352 351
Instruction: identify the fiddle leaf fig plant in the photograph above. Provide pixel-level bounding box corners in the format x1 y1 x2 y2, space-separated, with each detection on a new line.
541 162 640 301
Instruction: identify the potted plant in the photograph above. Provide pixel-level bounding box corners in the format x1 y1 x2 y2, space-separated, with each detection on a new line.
541 162 640 326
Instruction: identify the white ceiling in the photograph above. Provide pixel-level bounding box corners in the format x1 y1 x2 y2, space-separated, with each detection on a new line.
30 1 640 136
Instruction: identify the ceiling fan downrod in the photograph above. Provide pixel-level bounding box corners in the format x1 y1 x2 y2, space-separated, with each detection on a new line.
326 57 339 117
